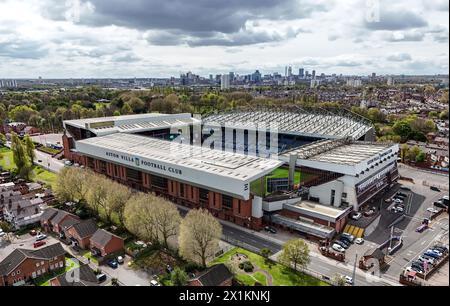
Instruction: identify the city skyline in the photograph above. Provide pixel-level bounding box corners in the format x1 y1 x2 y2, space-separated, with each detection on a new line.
0 0 448 78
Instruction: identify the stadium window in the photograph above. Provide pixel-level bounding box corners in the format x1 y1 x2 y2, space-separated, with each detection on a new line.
222 195 233 210
199 188 209 200
180 184 185 197
331 190 335 206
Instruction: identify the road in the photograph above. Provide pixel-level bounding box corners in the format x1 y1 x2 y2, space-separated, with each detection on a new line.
35 150 64 173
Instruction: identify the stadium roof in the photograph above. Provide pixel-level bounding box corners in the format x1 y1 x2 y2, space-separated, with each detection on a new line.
203 107 373 140
281 139 399 176
64 113 200 136
75 133 283 199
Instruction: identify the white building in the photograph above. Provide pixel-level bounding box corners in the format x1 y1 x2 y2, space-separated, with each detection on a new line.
220 74 230 90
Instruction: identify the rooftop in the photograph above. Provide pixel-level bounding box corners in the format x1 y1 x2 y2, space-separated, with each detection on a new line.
203 107 373 140
77 133 283 183
285 200 349 220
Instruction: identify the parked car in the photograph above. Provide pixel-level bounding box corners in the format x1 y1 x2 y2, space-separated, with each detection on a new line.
350 212 362 220
424 251 441 259
418 255 435 265
397 192 408 198
434 200 446 209
35 234 47 241
364 209 375 217
264 226 277 234
336 239 350 249
29 230 37 236
340 236 352 245
393 198 403 204
150 280 161 286
341 233 355 243
0 230 5 238
354 238 364 245
430 186 441 192
96 273 107 283
410 266 424 274
332 244 345 253
433 245 448 254
33 241 46 248
107 259 119 269
426 207 439 214
427 249 443 257
117 256 124 264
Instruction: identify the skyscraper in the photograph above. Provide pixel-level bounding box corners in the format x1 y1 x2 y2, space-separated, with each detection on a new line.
220 74 230 90
312 70 316 79
288 66 293 77
299 68 304 78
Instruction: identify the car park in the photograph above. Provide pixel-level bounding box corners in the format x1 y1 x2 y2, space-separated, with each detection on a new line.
35 234 47 241
107 259 119 269
355 238 364 244
332 244 345 253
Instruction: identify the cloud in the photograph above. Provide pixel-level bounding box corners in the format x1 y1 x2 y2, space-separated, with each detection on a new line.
383 30 425 42
363 9 428 31
0 40 48 59
386 53 412 62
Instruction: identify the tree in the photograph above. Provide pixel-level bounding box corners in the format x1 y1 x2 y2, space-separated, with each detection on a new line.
0 133 6 146
400 144 409 163
261 248 272 260
439 109 449 120
408 146 421 162
392 120 412 140
55 167 90 203
85 174 109 216
106 181 132 226
171 267 188 286
124 193 159 244
179 209 222 267
23 135 36 164
332 274 347 286
278 239 310 271
11 132 32 179
416 151 426 163
153 198 181 249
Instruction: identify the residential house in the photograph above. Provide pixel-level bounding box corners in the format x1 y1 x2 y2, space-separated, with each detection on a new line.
188 264 233 286
0 189 22 220
0 243 66 286
89 229 124 258
49 264 98 286
40 208 79 235
64 219 98 249
2 198 45 229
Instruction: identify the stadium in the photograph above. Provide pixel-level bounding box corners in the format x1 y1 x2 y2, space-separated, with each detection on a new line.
62 107 399 240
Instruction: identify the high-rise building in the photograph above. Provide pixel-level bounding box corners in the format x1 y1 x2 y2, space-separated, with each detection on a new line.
299 68 304 78
229 72 235 82
312 70 316 79
288 66 293 77
387 76 394 86
251 70 262 83
220 74 230 90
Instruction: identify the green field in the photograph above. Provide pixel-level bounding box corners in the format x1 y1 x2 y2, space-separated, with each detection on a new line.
210 247 329 286
0 148 57 188
251 167 313 197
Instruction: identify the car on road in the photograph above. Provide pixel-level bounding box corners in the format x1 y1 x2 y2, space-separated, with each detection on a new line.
332 243 345 253
35 234 47 241
426 207 439 214
107 259 119 269
344 276 353 285
433 200 446 209
150 280 161 286
355 238 364 244
350 212 362 220
400 186 411 191
37 159 42 163
96 273 107 283
264 226 277 234
33 241 46 248
430 186 441 192
416 224 428 233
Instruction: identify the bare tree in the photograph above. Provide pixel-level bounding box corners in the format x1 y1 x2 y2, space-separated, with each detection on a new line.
179 209 222 267
124 193 159 244
153 197 181 249
107 182 132 227
85 174 108 216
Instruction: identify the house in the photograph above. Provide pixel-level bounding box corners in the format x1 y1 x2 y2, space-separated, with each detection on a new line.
2 198 45 229
49 264 98 286
89 229 124 258
188 264 233 286
64 219 98 249
40 208 79 235
0 243 66 286
23 126 40 136
0 189 22 220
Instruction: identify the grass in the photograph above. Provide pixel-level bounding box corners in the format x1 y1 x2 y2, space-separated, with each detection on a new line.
81 251 99 265
210 248 328 286
0 148 57 188
34 257 80 286
37 146 61 155
250 167 309 197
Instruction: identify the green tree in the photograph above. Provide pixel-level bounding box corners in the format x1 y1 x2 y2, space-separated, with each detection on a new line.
392 120 412 140
0 133 6 146
23 135 36 164
332 274 347 286
416 152 426 163
400 144 409 162
171 267 188 286
11 132 32 179
279 239 310 271
440 109 449 120
408 146 421 162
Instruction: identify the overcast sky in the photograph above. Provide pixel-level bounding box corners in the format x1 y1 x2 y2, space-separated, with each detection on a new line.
0 0 448 78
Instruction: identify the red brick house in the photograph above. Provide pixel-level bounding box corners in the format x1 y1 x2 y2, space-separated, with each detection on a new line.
49 264 98 286
0 243 66 286
188 264 233 286
40 208 79 235
89 229 124 258
64 219 98 249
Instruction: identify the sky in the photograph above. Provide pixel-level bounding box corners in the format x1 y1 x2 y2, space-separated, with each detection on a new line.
0 0 448 78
